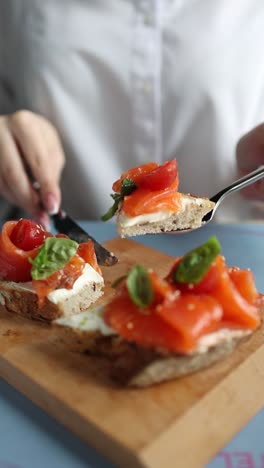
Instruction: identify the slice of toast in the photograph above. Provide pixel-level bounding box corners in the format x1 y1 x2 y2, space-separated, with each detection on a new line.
117 194 215 238
54 304 263 387
0 265 104 322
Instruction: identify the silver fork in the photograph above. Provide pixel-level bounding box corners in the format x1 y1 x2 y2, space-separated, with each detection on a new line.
172 165 264 234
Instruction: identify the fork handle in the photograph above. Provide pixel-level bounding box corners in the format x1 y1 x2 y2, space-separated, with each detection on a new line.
210 165 264 205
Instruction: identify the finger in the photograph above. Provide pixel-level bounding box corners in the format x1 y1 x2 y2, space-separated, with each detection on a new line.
32 210 51 231
0 123 40 214
239 171 264 201
40 120 65 213
0 176 19 207
236 123 264 172
9 111 65 213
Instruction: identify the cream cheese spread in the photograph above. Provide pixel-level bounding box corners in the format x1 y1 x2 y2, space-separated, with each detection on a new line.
56 305 114 336
55 304 250 352
48 264 103 304
118 194 203 228
16 263 103 304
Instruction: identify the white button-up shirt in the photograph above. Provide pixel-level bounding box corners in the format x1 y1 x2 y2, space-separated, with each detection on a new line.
1 0 264 221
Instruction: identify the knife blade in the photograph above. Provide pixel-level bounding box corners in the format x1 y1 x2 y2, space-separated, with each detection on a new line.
52 210 118 267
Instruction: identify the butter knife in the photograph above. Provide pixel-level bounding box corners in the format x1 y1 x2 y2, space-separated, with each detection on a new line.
52 210 118 267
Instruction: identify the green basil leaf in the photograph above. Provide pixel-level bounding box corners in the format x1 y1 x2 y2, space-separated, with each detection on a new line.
29 237 78 280
101 178 137 221
120 178 137 197
126 265 153 308
110 193 122 202
173 236 221 284
101 197 121 221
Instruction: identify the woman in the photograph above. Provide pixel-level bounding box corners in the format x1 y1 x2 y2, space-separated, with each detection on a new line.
0 1 263 227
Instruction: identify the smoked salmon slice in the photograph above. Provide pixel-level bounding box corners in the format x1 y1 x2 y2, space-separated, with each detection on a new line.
122 182 182 217
112 162 158 193
104 293 188 353
32 241 100 307
0 221 41 282
104 248 261 354
32 254 85 307
156 294 223 352
228 267 259 305
211 256 260 329
77 241 102 275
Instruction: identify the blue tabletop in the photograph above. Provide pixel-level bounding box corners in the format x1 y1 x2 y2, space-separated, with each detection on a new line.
0 221 263 468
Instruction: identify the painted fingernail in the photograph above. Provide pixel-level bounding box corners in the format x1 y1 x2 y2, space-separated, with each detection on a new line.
43 192 59 215
33 212 50 231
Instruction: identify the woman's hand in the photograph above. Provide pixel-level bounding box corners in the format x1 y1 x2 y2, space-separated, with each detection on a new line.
0 110 65 227
236 123 264 200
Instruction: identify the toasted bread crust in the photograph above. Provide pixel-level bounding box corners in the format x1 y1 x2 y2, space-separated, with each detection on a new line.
113 334 249 387
0 279 104 322
53 325 252 387
54 300 264 387
117 194 215 237
0 281 60 322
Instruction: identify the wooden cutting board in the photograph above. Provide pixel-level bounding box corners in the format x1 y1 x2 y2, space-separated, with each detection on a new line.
0 238 264 468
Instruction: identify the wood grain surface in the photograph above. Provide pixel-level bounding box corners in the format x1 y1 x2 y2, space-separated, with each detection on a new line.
0 238 263 468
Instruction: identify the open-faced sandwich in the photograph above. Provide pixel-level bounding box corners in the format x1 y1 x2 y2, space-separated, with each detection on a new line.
55 236 263 387
101 159 215 237
0 219 104 321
